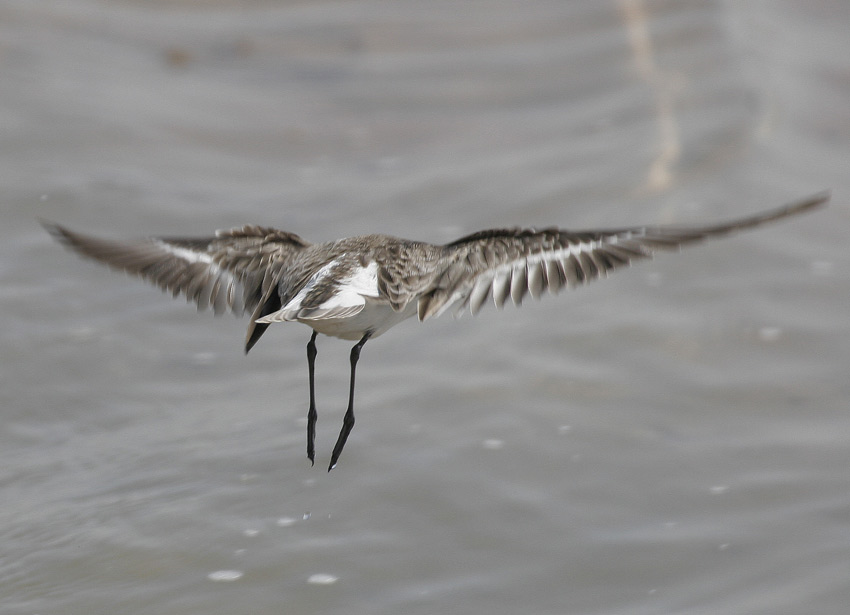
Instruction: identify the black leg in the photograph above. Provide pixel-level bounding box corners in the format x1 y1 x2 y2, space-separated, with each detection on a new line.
306 330 318 465
328 331 371 471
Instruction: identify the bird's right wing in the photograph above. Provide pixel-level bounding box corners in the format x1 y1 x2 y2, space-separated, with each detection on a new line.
42 222 311 318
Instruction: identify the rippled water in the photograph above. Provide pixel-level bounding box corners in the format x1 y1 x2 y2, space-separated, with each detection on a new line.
3 1 849 613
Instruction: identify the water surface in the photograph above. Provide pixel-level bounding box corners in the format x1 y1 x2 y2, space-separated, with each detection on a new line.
3 1 849 613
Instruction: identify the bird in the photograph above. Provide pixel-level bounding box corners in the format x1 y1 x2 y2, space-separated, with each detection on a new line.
42 192 828 470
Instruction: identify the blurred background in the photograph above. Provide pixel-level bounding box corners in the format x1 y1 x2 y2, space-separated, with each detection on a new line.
3 1 849 613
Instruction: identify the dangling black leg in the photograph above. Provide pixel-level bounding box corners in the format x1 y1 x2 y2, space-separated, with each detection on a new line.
306 330 318 465
328 331 371 471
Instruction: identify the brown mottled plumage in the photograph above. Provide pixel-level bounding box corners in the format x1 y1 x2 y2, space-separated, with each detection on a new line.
42 192 828 470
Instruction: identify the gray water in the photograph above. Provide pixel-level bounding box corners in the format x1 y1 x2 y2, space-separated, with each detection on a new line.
3 1 849 613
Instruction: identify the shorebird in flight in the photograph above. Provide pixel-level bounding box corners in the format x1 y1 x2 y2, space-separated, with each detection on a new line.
43 192 828 470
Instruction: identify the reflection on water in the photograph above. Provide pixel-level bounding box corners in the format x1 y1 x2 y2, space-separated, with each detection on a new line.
2 1 849 614
619 0 681 192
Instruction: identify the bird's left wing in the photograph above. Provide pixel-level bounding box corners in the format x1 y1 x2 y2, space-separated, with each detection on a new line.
416 192 828 321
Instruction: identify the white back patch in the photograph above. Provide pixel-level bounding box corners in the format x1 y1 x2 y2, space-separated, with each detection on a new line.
261 258 380 323
343 260 380 298
311 260 379 315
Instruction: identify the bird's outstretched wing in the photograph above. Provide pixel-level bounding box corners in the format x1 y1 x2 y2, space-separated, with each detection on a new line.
41 222 312 349
416 192 829 320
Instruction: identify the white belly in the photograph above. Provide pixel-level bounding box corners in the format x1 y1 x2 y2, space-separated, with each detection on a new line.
299 299 418 340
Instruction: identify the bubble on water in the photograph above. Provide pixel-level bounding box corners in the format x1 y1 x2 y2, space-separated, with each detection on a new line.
482 438 504 450
757 327 781 342
276 516 296 527
243 528 260 537
208 570 243 582
307 573 338 585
